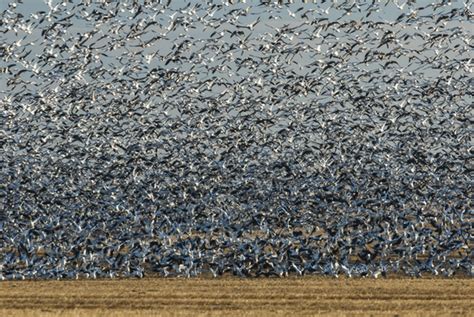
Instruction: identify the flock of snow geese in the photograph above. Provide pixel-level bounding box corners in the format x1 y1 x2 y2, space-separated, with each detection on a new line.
1 0 472 279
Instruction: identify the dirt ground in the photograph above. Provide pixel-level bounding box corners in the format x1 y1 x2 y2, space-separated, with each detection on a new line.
1 277 472 316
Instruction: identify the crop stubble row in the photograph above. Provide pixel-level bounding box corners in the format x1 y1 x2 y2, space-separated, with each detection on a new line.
1 277 472 316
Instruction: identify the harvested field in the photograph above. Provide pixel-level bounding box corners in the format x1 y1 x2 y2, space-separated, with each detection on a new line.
1 277 473 316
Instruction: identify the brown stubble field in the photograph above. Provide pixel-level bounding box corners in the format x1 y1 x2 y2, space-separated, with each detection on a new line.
1 277 473 317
